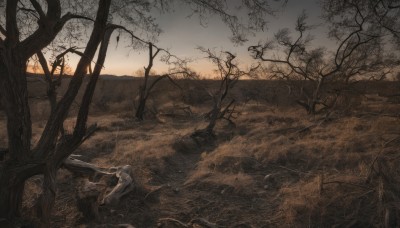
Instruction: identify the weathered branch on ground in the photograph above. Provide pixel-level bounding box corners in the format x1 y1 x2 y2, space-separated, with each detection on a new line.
189 218 218 228
64 157 135 204
158 218 189 227
158 217 218 228
63 156 135 219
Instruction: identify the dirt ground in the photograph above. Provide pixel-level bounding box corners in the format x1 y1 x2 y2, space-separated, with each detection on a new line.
1 79 400 227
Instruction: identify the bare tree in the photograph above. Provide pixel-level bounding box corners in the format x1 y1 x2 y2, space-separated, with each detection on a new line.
249 11 398 114
0 2 116 226
194 47 258 137
135 42 192 120
321 1 400 80
321 0 400 47
319 1 400 225
0 0 285 225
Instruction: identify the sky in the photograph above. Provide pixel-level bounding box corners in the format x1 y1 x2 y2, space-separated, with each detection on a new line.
57 0 327 77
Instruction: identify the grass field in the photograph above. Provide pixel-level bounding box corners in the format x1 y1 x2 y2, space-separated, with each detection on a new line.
1 76 399 227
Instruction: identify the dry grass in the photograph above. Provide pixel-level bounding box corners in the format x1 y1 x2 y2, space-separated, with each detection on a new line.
1 79 399 227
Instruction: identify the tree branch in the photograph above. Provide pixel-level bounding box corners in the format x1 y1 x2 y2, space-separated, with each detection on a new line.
44 0 61 20
73 24 117 145
33 0 112 160
19 11 93 60
29 0 46 19
36 51 52 85
59 12 95 24
0 24 6 36
5 0 19 45
53 25 117 164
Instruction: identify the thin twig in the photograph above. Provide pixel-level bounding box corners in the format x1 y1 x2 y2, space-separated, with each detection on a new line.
190 218 218 228
271 164 310 175
144 185 164 200
158 218 189 227
365 137 400 183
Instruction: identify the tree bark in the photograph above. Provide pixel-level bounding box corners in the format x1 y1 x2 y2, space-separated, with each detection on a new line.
0 48 32 221
37 165 56 226
135 96 147 120
135 43 160 120
0 0 112 223
0 52 31 162
205 94 222 135
0 167 25 220
34 19 115 227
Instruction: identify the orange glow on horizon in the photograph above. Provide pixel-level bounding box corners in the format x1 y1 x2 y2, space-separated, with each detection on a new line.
26 63 75 76
26 64 44 74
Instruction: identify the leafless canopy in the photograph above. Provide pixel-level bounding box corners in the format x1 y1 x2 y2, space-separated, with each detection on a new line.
249 10 399 113
197 47 259 134
321 0 400 50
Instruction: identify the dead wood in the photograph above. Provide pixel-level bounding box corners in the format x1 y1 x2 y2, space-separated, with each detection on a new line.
63 156 112 177
158 218 189 227
96 223 135 228
189 218 218 228
157 217 219 228
102 165 135 206
63 156 135 209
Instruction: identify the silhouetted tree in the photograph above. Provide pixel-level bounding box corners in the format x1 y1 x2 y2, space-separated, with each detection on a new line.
134 42 191 120
249 12 398 114
319 1 400 225
321 0 400 47
194 47 258 136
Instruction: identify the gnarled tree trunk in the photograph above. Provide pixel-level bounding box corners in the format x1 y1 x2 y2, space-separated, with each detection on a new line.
0 0 113 225
0 50 32 220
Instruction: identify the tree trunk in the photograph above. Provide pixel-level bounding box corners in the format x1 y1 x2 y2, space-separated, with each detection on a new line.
205 94 222 134
0 50 32 222
37 165 56 226
135 79 148 120
0 0 112 223
135 96 147 120
309 78 324 115
134 43 168 121
0 169 25 220
0 53 32 161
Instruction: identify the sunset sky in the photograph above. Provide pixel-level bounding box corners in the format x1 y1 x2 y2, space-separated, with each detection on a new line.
43 0 326 77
